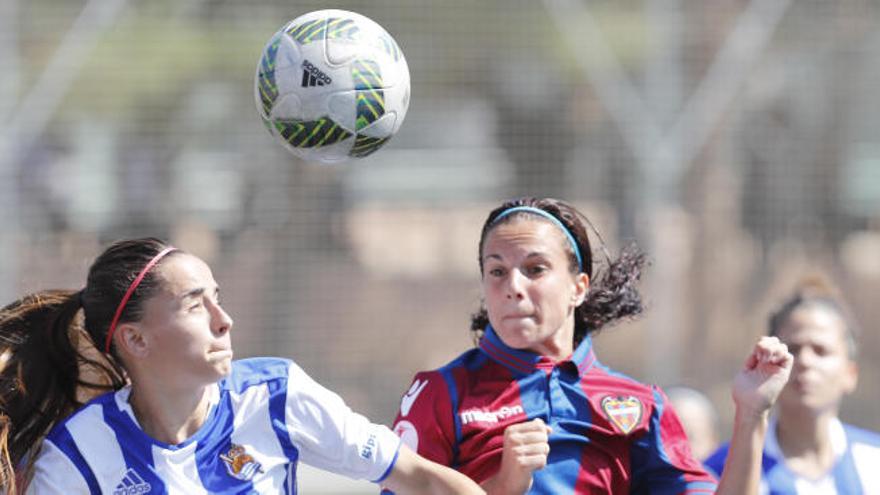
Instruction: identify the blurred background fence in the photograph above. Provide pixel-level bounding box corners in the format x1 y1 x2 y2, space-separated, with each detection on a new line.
3 0 880 492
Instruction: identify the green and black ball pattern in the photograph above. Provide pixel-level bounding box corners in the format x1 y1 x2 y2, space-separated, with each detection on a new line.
350 135 391 157
350 58 390 157
274 118 352 149
257 33 283 116
286 17 359 44
353 59 385 131
376 32 402 62
260 16 398 156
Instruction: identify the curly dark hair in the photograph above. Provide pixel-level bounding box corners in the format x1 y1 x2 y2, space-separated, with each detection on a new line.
469 197 646 346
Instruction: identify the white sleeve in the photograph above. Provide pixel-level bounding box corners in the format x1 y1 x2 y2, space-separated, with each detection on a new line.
26 441 91 495
284 361 401 482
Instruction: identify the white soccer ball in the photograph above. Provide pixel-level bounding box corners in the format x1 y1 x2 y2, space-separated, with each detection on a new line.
255 10 411 163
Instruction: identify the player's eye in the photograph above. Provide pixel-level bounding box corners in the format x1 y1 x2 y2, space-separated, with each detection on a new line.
488 266 505 277
527 264 548 276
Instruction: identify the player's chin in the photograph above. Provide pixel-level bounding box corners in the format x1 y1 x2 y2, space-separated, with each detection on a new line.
211 360 233 379
207 350 234 374
496 324 540 349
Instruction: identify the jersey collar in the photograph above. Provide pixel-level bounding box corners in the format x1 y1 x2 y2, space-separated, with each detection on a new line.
113 383 222 449
479 324 596 376
765 414 848 463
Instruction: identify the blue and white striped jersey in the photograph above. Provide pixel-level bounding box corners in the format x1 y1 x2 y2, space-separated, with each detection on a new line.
705 416 880 495
27 357 401 494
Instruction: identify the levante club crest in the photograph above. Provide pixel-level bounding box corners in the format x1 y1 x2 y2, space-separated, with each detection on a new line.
601 395 643 435
220 444 264 481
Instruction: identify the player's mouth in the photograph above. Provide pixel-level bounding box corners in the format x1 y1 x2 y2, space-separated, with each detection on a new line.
790 374 820 392
208 348 234 361
504 312 534 319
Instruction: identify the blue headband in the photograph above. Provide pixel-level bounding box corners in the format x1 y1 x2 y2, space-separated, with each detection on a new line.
491 206 584 272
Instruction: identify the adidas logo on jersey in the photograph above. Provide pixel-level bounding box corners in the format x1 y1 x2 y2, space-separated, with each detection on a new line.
301 59 332 87
113 468 152 495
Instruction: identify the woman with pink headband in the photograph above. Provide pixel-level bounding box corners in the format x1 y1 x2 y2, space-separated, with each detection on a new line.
386 197 794 495
0 237 484 494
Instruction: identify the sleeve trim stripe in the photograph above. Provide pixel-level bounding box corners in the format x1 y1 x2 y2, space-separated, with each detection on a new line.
372 443 401 483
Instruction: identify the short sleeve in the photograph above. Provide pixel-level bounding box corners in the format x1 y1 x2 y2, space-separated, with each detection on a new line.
389 370 456 467
629 387 718 494
284 361 401 482
26 441 92 495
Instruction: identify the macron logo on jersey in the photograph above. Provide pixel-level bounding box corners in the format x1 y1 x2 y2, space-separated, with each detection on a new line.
460 405 524 425
113 468 152 495
400 379 428 417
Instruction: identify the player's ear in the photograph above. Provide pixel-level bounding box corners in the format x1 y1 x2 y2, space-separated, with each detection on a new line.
117 323 149 359
842 359 858 395
572 273 589 306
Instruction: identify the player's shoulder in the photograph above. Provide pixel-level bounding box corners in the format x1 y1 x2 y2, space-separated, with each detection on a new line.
44 391 116 444
221 357 295 393
408 347 486 381
582 362 660 402
843 422 880 447
435 347 486 372
400 348 486 396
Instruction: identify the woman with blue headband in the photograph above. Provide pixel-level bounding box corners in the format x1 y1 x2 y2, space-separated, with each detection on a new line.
385 197 793 495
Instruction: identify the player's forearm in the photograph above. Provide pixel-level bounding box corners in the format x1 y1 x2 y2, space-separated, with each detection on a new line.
714 408 769 495
420 465 485 495
382 446 485 495
480 473 530 495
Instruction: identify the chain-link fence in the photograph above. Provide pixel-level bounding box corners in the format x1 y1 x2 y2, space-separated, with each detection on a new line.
3 0 880 492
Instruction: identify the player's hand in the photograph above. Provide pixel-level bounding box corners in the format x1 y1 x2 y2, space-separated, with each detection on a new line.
483 418 552 495
732 336 793 417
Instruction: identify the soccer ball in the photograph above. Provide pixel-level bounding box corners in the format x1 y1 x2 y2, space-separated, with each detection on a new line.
255 10 410 163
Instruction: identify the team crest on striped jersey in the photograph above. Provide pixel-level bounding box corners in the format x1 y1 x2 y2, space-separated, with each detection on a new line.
220 443 263 481
601 395 643 435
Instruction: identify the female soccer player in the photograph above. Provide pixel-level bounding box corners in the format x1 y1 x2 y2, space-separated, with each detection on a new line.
0 238 484 494
705 278 880 493
387 197 793 494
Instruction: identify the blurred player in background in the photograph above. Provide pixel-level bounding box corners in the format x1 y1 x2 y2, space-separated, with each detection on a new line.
666 386 721 462
387 197 792 494
0 238 484 494
705 278 880 493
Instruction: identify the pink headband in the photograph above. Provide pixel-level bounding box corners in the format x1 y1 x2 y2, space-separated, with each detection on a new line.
104 246 177 353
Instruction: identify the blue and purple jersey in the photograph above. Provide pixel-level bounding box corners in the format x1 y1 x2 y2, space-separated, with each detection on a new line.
389 326 717 494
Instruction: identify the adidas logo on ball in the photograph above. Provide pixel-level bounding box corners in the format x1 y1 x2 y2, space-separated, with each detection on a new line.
300 59 332 87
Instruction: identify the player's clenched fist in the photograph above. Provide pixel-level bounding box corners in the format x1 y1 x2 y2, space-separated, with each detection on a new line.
733 336 793 417
482 418 552 495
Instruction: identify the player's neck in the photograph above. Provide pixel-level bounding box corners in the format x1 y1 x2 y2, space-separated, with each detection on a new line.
775 412 836 475
528 321 575 362
128 381 213 445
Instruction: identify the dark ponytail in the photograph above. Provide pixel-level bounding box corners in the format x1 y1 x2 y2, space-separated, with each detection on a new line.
0 237 175 492
470 197 646 346
0 290 126 492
